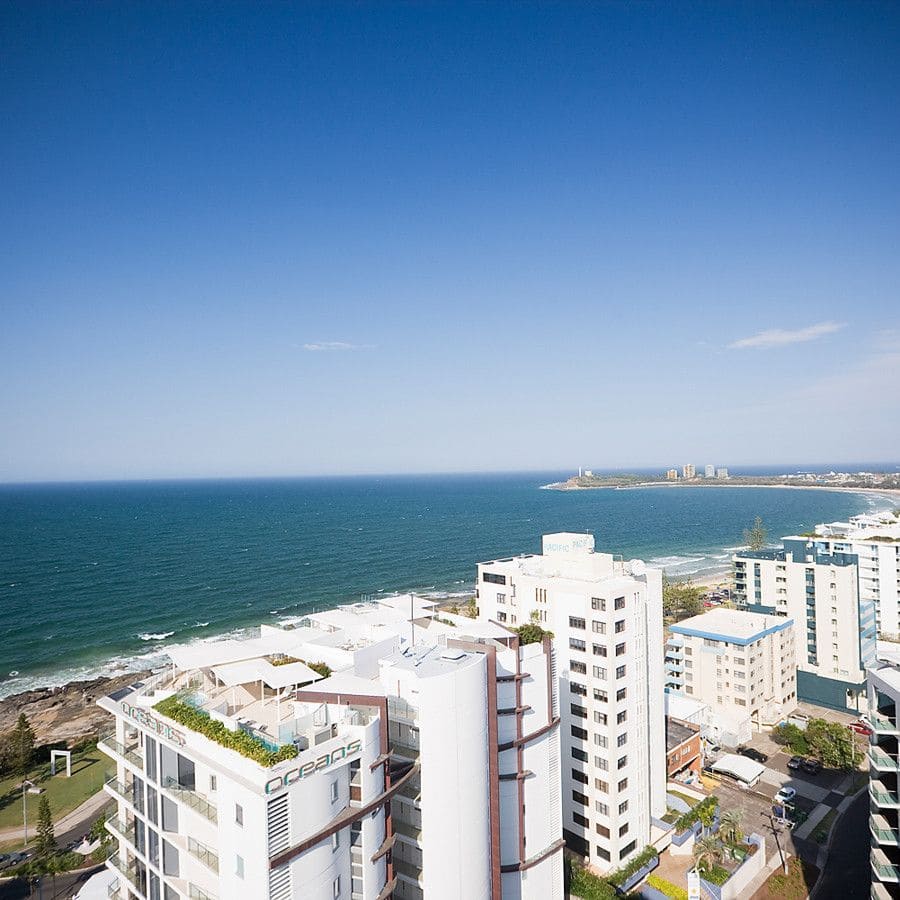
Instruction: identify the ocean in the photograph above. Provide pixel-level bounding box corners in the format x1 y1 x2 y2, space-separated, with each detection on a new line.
0 470 895 699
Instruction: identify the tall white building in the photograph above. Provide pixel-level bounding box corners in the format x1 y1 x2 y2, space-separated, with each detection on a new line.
475 533 666 874
704 465 715 478
733 538 876 711
665 609 797 746
866 660 900 898
801 514 900 639
98 595 563 900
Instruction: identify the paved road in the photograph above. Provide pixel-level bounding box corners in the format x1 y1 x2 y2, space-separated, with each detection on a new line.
0 864 103 899
811 789 870 898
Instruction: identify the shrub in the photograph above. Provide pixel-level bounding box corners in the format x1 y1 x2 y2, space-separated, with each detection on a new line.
154 695 298 767
607 844 657 887
674 796 718 833
771 723 809 755
514 623 554 645
702 864 730 886
647 874 688 900
565 858 618 899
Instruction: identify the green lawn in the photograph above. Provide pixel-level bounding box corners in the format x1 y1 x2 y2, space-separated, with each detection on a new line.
812 808 838 844
0 745 112 831
667 789 700 809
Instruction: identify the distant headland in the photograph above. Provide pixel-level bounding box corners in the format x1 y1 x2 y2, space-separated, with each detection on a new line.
542 468 900 494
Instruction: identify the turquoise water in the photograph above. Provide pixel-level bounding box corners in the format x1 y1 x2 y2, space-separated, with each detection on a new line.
0 472 891 697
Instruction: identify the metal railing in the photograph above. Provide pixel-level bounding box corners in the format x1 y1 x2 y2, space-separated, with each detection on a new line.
108 852 142 894
104 777 132 804
871 746 900 770
99 733 144 769
162 776 218 824
189 883 218 900
871 782 900 806
872 713 900 734
106 814 137 845
187 836 220 873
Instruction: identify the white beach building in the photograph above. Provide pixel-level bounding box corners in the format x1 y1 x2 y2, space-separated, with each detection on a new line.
97 594 563 900
474 533 666 874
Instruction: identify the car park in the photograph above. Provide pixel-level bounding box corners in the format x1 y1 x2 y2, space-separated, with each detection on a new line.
787 755 804 770
774 787 797 804
737 745 768 764
801 758 823 775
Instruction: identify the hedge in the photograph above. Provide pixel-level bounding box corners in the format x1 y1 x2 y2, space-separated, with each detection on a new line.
607 844 657 887
674 795 718 833
646 874 688 900
154 695 297 767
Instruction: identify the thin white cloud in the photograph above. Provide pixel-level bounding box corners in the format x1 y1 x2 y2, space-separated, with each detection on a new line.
728 320 846 350
301 341 370 352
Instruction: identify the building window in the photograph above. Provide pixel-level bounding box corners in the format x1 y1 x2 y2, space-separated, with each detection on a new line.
235 804 243 826
594 756 608 771
594 734 608 748
571 660 587 674
483 572 506 585
617 755 627 770
496 593 506 605
497 611 507 623
615 620 625 633
572 768 589 784
615 596 626 610
571 703 588 719
596 845 611 861
594 711 607 725
593 644 607 657
619 823 629 837
617 710 627 724
572 791 589 806
617 733 627 747
620 840 636 860
616 665 626 679
332 831 340 852
619 800 629 814
333 876 341 899
595 800 609 815
594 688 608 702
570 638 586 651
331 781 339 803
595 778 608 792
592 621 607 634
235 855 244 879
572 748 588 762
570 682 587 696
209 775 217 792
616 688 626 702
592 598 606 611
618 777 628 791
596 823 610 838
571 725 588 740
573 812 589 827
569 616 586 630
593 666 607 679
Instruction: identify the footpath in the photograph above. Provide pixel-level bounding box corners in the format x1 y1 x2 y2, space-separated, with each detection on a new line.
0 789 109 844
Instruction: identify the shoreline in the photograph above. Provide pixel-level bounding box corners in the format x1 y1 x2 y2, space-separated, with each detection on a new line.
542 480 900 499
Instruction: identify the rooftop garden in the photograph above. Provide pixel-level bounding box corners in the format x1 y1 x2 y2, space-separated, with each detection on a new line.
154 694 298 767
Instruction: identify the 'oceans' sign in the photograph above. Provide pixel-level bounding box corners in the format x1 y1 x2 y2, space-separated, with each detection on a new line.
265 739 362 794
121 702 186 746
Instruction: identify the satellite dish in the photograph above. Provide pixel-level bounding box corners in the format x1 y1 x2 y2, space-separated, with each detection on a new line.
630 560 646 576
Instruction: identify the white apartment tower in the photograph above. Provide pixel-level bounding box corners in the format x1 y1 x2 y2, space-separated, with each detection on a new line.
97 595 563 900
475 533 666 874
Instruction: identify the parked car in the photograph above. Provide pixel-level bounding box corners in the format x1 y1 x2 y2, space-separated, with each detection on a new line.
787 755 804 770
774 787 797 804
738 745 769 764
801 758 823 775
849 720 874 736
0 852 26 871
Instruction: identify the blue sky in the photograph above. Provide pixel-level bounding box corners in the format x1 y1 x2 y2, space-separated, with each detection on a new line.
2 2 899 481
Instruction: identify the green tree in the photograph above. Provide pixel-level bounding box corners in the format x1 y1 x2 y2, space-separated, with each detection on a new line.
692 835 724 875
11 713 35 777
514 623 553 645
663 576 705 621
696 801 718 836
719 809 743 848
463 597 478 619
743 516 768 551
805 718 861 770
34 795 57 860
771 722 809 755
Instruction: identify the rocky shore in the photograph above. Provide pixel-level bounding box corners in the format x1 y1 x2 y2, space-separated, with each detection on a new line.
0 671 150 746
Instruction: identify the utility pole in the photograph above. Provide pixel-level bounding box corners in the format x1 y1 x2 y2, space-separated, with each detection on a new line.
767 812 788 874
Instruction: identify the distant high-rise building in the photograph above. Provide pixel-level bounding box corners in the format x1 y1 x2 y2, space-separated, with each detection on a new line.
666 469 679 481
704 465 715 478
682 464 696 479
716 468 729 479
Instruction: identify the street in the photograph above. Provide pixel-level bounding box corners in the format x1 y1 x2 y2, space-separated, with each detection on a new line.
811 789 870 899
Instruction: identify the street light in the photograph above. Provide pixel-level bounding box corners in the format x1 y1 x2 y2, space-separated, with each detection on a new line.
21 779 35 848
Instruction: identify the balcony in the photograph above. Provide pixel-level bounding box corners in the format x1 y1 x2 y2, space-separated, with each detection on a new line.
873 714 900 736
161 777 218 824
99 733 144 769
107 852 142 896
393 858 423 884
392 819 423 843
391 739 421 761
871 781 900 808
107 879 122 900
871 747 900 772
396 781 421 804
665 663 683 674
106 814 137 847
104 778 133 805
189 884 217 900
871 814 900 845
187 837 220 874
872 848 900 882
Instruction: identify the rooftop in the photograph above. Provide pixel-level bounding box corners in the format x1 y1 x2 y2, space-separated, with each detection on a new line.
666 718 699 752
670 608 793 645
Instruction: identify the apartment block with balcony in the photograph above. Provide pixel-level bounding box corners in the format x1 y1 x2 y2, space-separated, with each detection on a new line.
475 533 666 876
98 593 563 900
665 608 796 747
867 662 900 899
733 538 876 712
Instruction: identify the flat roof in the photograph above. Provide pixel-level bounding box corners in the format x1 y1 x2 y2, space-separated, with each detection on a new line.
666 718 699 752
710 753 766 784
670 608 793 646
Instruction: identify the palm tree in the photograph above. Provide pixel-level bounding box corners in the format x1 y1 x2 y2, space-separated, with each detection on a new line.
696 800 718 836
719 809 743 849
693 834 724 876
